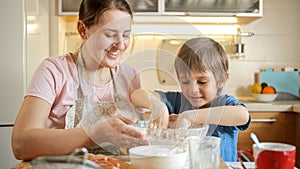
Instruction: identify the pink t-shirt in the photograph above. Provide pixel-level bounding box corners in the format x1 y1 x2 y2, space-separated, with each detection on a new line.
26 53 141 129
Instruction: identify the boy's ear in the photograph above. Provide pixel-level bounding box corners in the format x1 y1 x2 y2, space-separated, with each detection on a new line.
217 73 229 88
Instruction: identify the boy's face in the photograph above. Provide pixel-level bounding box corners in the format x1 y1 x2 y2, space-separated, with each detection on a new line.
178 69 219 108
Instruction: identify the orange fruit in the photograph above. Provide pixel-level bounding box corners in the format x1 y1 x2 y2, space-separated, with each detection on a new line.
262 86 276 94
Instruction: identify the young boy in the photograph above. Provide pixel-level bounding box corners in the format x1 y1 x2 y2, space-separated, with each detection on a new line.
131 37 251 162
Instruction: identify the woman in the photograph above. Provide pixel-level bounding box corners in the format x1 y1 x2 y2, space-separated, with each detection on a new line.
12 0 154 160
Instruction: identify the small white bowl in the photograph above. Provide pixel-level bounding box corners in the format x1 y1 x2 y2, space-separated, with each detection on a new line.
252 93 278 102
129 145 187 169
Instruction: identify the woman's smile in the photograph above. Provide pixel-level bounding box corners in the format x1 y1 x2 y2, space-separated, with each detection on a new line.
105 48 120 59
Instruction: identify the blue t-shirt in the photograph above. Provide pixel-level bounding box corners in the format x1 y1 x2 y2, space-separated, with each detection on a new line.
156 91 251 162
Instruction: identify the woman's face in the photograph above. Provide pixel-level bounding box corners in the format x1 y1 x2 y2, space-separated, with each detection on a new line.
81 9 132 68
178 69 220 108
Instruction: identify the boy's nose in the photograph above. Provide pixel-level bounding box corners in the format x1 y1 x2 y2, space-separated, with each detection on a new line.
191 82 200 93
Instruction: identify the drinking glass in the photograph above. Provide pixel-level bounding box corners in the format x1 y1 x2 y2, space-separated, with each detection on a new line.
188 136 221 169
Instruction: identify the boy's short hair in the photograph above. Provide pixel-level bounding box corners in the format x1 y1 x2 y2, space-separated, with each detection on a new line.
174 37 228 94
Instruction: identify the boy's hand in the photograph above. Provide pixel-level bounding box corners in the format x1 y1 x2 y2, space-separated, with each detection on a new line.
170 112 192 129
168 114 178 128
148 98 169 129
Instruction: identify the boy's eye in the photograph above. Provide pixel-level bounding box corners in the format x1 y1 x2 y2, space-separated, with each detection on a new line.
197 81 208 85
181 80 190 85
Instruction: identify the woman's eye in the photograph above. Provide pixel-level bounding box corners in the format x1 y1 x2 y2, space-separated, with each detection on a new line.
105 33 117 38
123 32 130 38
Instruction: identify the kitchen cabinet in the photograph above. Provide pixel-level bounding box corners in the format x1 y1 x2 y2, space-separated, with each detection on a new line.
137 0 263 16
128 0 159 13
238 112 296 149
237 111 299 167
57 0 81 16
57 0 263 24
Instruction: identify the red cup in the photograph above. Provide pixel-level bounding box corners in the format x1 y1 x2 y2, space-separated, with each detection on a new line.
253 142 296 169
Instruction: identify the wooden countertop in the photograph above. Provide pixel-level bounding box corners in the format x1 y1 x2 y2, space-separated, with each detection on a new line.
12 158 230 169
12 160 140 169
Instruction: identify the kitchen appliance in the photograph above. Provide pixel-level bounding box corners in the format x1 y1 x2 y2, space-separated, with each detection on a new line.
0 0 49 168
0 0 25 168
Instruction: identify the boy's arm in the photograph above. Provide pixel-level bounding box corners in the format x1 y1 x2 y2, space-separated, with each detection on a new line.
130 89 169 128
130 89 160 108
175 105 249 127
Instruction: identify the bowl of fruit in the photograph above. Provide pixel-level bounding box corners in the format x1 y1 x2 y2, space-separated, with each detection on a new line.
250 82 278 102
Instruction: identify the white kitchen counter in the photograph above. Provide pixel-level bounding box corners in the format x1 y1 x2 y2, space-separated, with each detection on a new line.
292 104 300 113
239 99 300 113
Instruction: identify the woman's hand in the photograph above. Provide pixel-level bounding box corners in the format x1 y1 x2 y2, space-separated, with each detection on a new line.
83 115 148 148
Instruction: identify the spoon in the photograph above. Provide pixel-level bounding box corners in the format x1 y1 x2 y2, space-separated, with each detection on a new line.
250 132 261 148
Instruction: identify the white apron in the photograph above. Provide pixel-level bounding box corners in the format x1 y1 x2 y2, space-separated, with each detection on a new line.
65 52 121 155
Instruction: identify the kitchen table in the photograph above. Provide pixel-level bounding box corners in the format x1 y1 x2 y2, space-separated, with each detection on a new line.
226 162 255 169
227 162 298 169
11 157 230 169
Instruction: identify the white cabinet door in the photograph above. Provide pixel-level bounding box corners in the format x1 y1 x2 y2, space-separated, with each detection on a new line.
0 127 20 168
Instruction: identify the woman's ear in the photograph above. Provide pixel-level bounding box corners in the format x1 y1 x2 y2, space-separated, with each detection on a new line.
77 20 87 39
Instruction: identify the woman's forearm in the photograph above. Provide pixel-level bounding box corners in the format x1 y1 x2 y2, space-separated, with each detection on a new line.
12 127 93 160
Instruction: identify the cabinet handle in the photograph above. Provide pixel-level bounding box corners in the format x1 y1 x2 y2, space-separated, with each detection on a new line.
251 118 277 123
